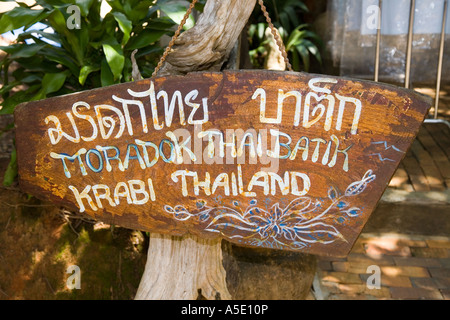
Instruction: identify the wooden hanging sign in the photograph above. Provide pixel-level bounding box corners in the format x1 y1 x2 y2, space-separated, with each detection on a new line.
14 70 431 256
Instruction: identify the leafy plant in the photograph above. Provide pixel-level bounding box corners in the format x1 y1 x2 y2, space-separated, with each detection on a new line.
248 0 322 72
0 0 201 185
285 23 323 72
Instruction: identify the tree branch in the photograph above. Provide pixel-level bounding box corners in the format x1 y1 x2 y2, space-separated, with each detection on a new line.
158 0 257 76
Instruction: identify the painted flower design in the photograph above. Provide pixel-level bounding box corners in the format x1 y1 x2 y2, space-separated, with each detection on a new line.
164 170 376 251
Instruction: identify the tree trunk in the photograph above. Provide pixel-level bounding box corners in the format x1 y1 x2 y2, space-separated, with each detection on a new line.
135 0 257 300
135 234 230 300
157 0 257 76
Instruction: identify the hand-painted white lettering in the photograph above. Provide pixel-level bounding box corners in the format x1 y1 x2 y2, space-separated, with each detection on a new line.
45 113 80 145
72 101 98 142
112 95 148 135
166 131 197 164
70 179 156 212
157 90 186 127
288 134 352 171
184 89 209 125
253 78 361 134
50 149 87 178
335 93 362 135
127 81 163 130
94 104 126 139
171 166 310 197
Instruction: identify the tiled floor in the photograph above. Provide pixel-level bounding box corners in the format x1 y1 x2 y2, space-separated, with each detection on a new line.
389 122 450 192
314 234 450 300
313 120 450 300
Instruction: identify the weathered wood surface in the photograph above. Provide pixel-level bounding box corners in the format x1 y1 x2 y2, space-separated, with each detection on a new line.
14 70 431 256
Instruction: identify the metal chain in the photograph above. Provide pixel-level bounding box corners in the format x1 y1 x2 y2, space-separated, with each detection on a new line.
257 0 293 71
152 0 199 78
152 0 293 77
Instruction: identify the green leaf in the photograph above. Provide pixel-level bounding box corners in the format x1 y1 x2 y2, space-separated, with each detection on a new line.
285 8 299 29
33 71 70 100
127 0 154 22
295 44 310 72
279 12 290 32
34 0 66 10
48 9 85 64
134 45 161 58
126 29 168 50
291 49 300 71
146 18 176 31
112 12 132 45
257 22 266 40
75 0 95 17
0 86 40 115
102 12 117 38
3 147 17 187
106 0 124 13
295 1 309 13
17 29 61 45
79 64 100 85
15 57 60 73
100 58 114 87
0 7 49 34
102 38 124 82
41 47 80 76
0 43 47 59
21 74 42 84
159 1 195 30
0 81 20 96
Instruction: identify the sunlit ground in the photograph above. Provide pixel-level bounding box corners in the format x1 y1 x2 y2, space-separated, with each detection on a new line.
414 83 450 121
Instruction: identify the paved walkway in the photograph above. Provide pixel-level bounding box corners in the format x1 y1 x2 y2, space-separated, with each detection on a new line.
314 234 450 300
313 120 450 300
390 122 450 192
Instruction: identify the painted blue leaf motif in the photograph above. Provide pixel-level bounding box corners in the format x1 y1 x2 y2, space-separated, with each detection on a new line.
205 212 258 235
164 205 174 213
345 170 376 196
337 201 348 209
213 195 222 204
249 199 257 205
283 197 312 214
176 205 188 213
175 212 187 219
292 241 307 249
344 207 361 217
196 200 206 209
328 186 338 200
232 200 239 207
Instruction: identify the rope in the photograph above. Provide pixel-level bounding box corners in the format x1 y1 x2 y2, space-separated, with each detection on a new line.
257 0 293 71
151 0 199 78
